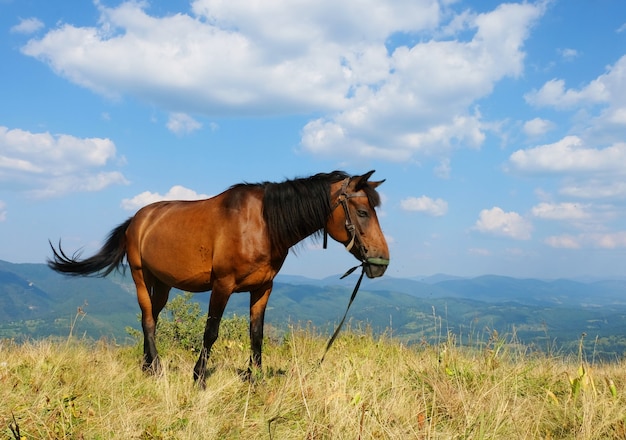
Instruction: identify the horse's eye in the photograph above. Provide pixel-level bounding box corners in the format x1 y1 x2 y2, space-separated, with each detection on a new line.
356 209 369 218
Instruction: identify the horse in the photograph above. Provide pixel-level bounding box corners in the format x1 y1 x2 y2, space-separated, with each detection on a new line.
48 170 389 387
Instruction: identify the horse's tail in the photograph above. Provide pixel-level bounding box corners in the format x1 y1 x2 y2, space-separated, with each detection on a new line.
48 218 133 277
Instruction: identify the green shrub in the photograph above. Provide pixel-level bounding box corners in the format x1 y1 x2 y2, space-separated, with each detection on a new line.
157 292 206 351
126 292 250 352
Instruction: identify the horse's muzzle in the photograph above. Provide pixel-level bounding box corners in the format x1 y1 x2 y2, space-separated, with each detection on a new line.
364 257 389 278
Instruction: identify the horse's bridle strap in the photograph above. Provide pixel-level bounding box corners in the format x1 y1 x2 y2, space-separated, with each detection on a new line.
324 178 389 267
327 178 369 260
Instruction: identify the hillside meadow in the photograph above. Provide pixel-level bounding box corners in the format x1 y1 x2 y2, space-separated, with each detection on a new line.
2 316 626 439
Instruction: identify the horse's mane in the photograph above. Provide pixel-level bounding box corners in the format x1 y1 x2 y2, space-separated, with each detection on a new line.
237 171 381 254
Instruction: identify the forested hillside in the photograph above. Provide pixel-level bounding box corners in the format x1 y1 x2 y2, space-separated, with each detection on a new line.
2 260 626 358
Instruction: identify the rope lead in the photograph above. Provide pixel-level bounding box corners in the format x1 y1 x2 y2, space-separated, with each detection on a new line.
319 263 365 364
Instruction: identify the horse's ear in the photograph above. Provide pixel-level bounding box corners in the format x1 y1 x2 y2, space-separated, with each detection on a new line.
368 179 385 189
354 170 375 189
354 170 384 189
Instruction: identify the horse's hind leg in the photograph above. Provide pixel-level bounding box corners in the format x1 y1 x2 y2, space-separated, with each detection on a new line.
132 268 170 374
194 283 231 388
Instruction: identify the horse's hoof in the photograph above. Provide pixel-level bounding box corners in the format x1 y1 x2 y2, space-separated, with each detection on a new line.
194 377 207 390
238 367 262 383
193 370 208 389
142 357 162 376
193 365 216 389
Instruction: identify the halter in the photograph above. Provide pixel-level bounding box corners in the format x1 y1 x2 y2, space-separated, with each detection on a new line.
323 178 389 267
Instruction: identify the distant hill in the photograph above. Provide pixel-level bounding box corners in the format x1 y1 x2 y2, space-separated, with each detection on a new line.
0 260 138 341
2 260 626 358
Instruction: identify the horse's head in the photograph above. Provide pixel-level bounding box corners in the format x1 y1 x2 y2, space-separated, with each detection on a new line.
327 170 390 278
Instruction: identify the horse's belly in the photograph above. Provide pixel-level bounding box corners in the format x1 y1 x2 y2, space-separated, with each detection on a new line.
148 262 214 292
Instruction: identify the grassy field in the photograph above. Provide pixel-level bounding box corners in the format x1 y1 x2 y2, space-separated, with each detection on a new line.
2 320 626 439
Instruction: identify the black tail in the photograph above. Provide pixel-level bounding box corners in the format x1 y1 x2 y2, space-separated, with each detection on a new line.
48 218 132 277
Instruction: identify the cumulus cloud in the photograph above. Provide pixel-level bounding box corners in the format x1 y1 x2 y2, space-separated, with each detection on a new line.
300 2 543 159
508 136 626 175
11 18 44 34
516 52 626 207
508 136 626 200
525 54 626 132
473 207 532 240
121 185 211 211
167 113 202 135
19 0 545 162
0 126 127 197
523 117 554 137
525 55 626 167
525 78 609 109
400 196 448 216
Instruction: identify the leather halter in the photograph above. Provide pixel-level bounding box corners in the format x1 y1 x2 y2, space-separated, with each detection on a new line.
323 179 360 252
323 178 389 267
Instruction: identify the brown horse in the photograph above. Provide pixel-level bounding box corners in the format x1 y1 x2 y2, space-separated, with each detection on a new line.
48 170 389 387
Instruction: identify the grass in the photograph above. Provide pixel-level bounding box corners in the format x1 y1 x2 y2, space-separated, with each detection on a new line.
2 322 626 439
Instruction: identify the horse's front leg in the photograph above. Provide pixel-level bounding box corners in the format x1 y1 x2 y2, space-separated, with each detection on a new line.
248 282 273 380
194 285 231 389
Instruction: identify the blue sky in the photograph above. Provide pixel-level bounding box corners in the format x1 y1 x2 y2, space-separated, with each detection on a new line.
1 0 626 280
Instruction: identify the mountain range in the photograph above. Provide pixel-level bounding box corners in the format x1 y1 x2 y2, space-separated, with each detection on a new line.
2 259 626 358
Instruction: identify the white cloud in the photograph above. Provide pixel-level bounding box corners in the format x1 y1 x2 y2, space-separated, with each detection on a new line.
526 54 626 114
10 18 44 34
545 235 581 249
545 232 626 249
519 54 626 206
509 134 626 202
0 126 127 197
508 136 626 175
167 113 202 135
20 1 544 162
0 201 6 222
559 180 626 199
523 117 553 137
301 2 543 159
531 202 589 220
525 78 609 109
31 172 128 198
121 185 210 211
592 232 626 248
400 196 448 216
520 54 626 208
473 206 532 240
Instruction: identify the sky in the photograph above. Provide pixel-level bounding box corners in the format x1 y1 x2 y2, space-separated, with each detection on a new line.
1 0 626 280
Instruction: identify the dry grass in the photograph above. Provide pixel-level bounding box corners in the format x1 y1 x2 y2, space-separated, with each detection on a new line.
2 327 626 439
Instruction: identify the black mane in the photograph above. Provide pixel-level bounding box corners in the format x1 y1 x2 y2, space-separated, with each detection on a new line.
257 171 380 253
